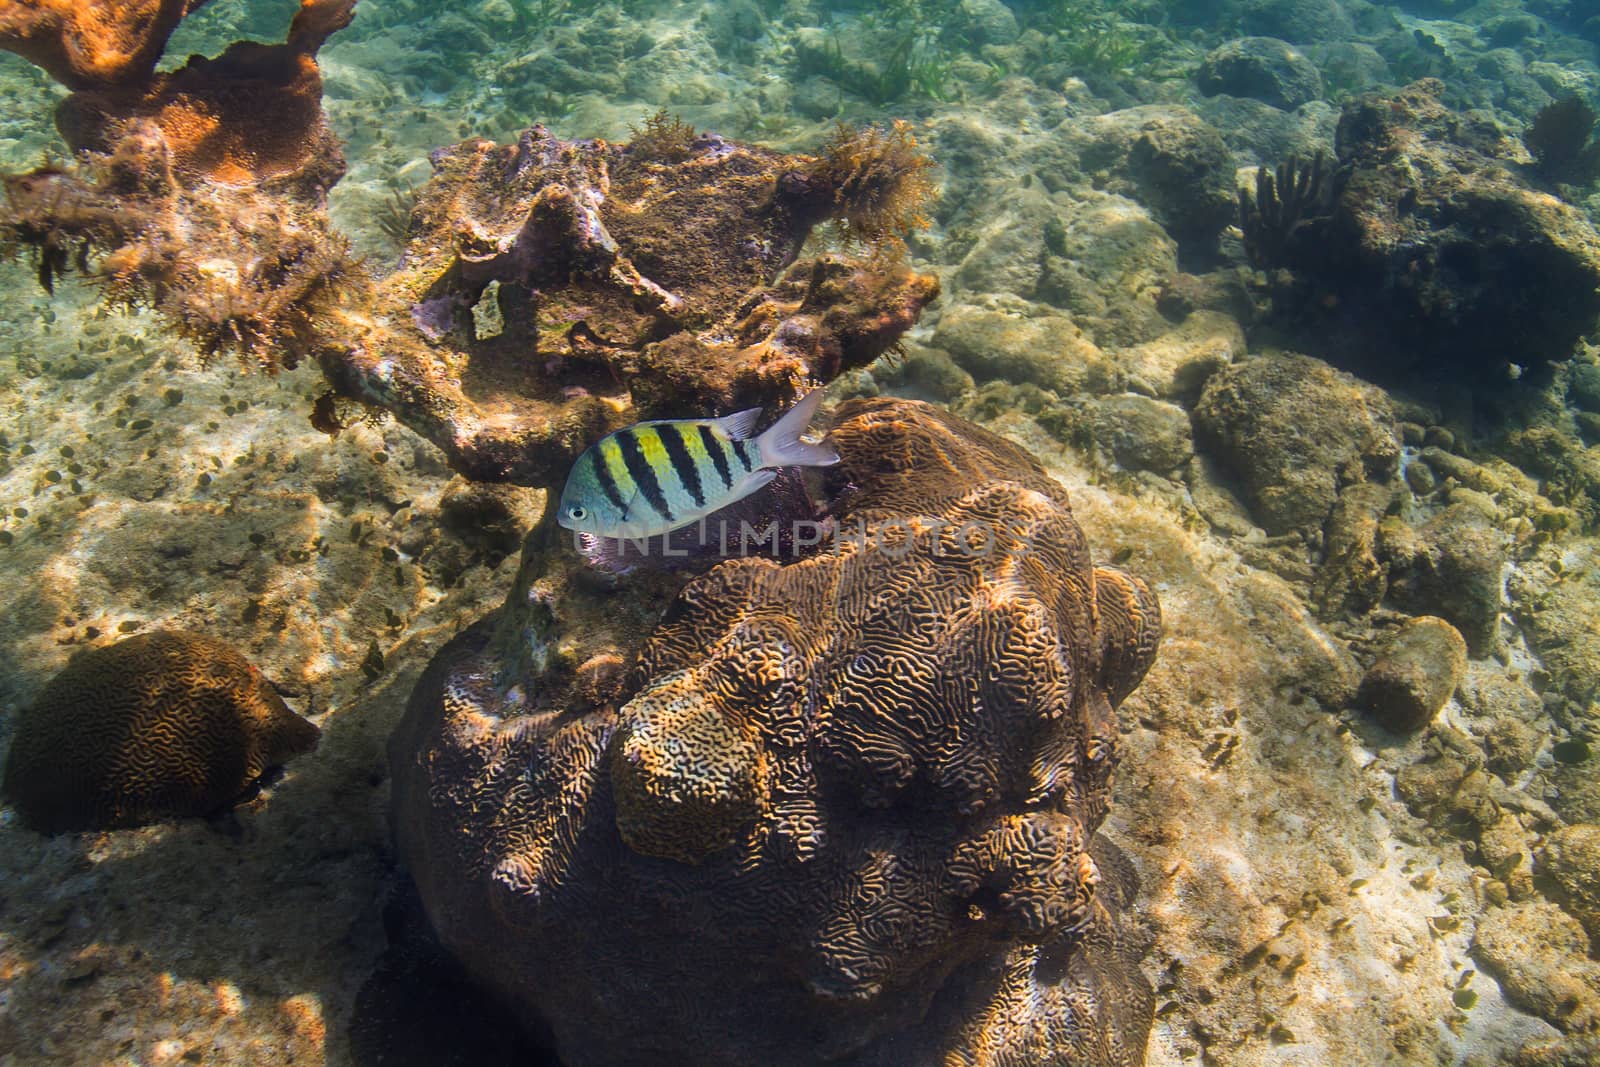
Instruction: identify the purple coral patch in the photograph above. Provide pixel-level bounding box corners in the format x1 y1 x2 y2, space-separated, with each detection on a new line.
410 294 462 341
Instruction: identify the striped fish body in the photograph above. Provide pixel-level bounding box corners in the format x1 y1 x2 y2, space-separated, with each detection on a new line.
557 391 838 540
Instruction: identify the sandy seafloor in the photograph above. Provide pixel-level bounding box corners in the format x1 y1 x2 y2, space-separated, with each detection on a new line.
2 0 1600 1064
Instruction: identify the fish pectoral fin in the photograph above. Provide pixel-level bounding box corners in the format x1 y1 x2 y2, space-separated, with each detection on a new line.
619 490 646 529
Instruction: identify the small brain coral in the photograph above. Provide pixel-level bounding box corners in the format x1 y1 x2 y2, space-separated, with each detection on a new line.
2 631 319 832
391 398 1160 1066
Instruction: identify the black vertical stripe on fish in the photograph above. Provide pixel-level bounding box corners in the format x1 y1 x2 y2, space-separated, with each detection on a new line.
660 424 705 508
617 428 674 522
700 424 734 489
732 438 755 472
591 449 627 513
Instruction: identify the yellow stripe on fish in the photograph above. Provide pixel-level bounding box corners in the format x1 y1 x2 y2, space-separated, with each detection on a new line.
556 391 840 540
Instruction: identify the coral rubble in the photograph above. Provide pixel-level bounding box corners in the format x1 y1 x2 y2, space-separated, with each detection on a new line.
1 630 319 832
389 398 1159 1066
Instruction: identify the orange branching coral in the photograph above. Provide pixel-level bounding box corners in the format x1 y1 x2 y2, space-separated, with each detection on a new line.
390 399 1159 1066
2 631 319 833
0 0 212 90
55 0 355 198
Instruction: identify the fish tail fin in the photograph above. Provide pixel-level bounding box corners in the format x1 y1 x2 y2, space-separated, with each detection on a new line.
757 389 839 469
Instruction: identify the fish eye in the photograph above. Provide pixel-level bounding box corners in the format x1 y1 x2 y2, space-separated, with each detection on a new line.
567 505 587 520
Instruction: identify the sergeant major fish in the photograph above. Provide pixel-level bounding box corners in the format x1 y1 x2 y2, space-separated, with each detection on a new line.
557 389 839 541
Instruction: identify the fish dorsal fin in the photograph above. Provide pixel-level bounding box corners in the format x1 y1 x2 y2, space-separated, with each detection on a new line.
714 406 763 441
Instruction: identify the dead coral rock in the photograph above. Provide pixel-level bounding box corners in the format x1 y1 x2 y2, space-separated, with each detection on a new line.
1116 307 1242 402
1197 37 1324 111
1192 351 1400 536
1293 79 1600 371
1311 480 1392 618
390 398 1160 1067
0 0 211 91
1394 741 1500 840
320 124 938 486
1474 900 1600 1033
436 479 545 561
4 108 935 483
1 631 318 833
1541 824 1600 945
1507 544 1600 723
1481 715 1540 779
54 0 354 199
1073 394 1195 475
1355 616 1467 733
1075 105 1237 254
1383 503 1506 657
932 303 1116 396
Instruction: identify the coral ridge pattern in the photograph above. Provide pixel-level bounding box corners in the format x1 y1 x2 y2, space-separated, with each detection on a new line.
2 631 320 833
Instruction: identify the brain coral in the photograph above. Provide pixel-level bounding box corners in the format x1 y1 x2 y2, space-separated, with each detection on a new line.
390 398 1160 1066
2 631 319 832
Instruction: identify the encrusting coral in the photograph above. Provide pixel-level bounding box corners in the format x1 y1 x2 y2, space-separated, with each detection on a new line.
0 0 358 371
1 129 354 369
1 631 319 833
389 398 1160 1066
322 121 938 484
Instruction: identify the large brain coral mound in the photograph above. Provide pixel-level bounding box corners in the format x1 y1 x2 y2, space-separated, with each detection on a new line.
2 631 319 833
318 121 940 485
389 398 1160 1066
